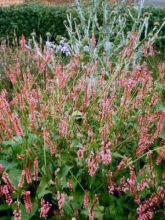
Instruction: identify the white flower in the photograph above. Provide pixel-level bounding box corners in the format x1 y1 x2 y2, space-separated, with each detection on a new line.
104 41 112 53
73 43 80 54
83 45 90 53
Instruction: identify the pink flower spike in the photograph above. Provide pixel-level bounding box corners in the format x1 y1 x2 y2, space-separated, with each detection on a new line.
33 158 39 182
83 192 89 208
40 199 52 219
77 148 85 160
57 192 65 210
22 191 32 214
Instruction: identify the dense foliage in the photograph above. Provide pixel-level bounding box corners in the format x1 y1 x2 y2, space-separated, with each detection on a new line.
0 2 165 51
0 1 165 219
0 32 165 220
0 3 69 42
65 0 164 65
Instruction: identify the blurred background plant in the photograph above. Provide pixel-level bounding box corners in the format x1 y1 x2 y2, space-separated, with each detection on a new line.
65 0 165 69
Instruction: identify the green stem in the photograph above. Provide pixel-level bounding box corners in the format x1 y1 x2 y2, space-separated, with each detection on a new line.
125 146 163 168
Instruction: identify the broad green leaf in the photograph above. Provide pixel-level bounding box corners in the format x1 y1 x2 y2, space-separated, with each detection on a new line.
8 168 21 186
112 152 124 158
3 136 23 147
94 205 104 220
36 178 51 199
0 204 10 211
0 160 17 171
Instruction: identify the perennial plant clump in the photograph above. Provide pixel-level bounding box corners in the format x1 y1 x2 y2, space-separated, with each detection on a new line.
0 0 164 219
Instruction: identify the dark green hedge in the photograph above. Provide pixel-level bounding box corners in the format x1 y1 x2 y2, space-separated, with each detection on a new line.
143 7 165 51
0 3 165 50
0 3 70 42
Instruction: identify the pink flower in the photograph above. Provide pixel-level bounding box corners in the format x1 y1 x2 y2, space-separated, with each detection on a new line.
7 68 17 85
120 177 129 193
43 130 55 156
57 192 65 210
40 199 52 219
18 170 25 188
77 148 85 160
25 167 32 184
149 42 154 57
19 93 25 110
108 183 115 195
88 128 94 138
108 172 118 195
143 42 148 57
88 164 97 176
91 36 96 48
1 185 13 205
83 192 89 208
59 118 68 137
0 164 3 173
155 111 165 137
20 35 26 50
137 178 149 192
117 157 128 171
16 59 21 78
55 65 67 89
128 166 136 194
22 191 32 214
87 153 98 176
2 172 16 193
84 84 89 107
39 51 53 72
10 113 24 137
33 158 39 182
100 95 114 120
100 148 111 165
13 201 21 220
67 179 73 190
29 106 35 129
156 146 165 165
89 208 94 220
102 123 109 142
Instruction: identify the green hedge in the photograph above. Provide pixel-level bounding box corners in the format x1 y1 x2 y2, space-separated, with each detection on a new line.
143 7 165 51
0 3 165 50
0 3 70 42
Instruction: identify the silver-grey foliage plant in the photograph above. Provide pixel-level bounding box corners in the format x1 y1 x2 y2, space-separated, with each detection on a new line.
65 0 164 69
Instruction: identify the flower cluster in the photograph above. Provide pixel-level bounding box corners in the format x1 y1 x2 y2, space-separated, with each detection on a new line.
45 37 71 56
0 27 164 219
40 199 52 219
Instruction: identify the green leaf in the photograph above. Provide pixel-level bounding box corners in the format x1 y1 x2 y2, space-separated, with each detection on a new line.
58 166 73 178
21 205 30 220
0 204 10 211
3 136 23 147
94 205 104 220
36 179 51 199
63 199 73 217
8 168 21 186
0 160 17 171
70 192 83 209
112 152 124 159
0 217 11 220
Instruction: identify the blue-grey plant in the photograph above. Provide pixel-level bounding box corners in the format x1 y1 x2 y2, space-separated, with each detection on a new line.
65 0 165 69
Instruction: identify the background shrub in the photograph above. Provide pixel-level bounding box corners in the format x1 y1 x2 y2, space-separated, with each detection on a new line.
143 7 165 52
0 3 70 42
0 3 164 50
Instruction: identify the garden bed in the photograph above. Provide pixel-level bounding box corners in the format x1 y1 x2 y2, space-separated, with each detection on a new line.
0 1 165 219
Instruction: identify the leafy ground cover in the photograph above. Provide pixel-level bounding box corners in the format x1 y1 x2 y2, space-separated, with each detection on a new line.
0 0 165 219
